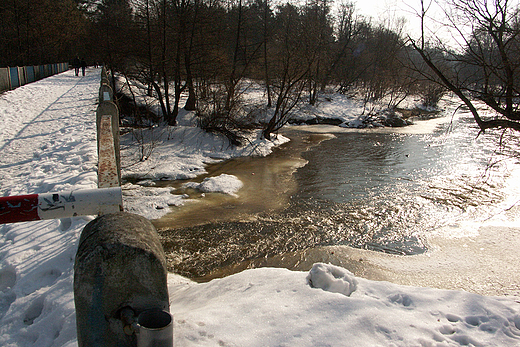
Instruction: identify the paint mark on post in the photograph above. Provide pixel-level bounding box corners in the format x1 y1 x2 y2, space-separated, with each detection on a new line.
98 115 120 188
0 194 39 223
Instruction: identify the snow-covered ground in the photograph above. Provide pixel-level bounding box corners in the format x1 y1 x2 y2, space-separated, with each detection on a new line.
1 68 520 347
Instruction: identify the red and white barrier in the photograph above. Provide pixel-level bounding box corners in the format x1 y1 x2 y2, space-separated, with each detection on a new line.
0 187 122 224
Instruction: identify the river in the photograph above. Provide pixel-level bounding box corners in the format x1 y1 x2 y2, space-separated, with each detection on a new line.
155 105 520 296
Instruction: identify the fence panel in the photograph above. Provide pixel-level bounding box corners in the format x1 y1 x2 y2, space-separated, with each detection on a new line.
9 67 19 89
26 66 35 83
33 66 40 80
18 67 26 86
1 62 69 93
0 68 10 92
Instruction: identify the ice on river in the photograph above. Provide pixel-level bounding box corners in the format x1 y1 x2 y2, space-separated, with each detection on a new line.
184 173 243 197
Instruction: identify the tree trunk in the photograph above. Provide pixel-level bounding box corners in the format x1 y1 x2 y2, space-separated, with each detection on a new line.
151 81 168 122
263 0 272 108
184 74 197 111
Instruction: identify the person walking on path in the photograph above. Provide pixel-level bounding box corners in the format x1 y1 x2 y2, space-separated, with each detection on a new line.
73 57 80 76
81 59 87 76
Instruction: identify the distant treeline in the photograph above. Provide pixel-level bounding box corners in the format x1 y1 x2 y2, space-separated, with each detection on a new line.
4 0 517 137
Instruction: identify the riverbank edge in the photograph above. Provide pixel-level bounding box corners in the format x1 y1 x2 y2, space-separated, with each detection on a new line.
120 91 449 219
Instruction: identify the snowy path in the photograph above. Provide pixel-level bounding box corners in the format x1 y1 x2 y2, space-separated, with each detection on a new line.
0 69 99 347
0 69 99 196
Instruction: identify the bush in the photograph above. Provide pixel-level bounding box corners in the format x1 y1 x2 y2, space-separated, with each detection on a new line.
420 84 446 108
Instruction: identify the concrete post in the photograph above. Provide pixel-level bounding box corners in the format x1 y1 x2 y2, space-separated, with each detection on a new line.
74 212 170 347
101 66 109 84
99 83 113 102
96 101 121 185
98 115 120 188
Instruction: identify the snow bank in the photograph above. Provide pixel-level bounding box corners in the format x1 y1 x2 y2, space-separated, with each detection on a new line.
169 263 520 347
122 184 187 220
0 218 91 347
122 124 289 181
288 92 418 128
0 69 99 347
307 262 357 296
120 114 288 218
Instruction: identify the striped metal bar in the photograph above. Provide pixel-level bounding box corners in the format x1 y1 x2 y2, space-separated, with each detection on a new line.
0 187 123 224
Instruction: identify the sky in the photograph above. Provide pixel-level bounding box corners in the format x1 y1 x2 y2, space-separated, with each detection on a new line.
354 0 444 40
354 0 520 48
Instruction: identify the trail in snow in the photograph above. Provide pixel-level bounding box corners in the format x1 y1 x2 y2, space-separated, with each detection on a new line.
0 68 99 347
0 69 99 197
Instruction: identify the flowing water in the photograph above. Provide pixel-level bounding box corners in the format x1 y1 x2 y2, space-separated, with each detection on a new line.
155 108 520 282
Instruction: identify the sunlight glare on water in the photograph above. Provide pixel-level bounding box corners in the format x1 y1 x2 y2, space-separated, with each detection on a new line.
156 109 520 280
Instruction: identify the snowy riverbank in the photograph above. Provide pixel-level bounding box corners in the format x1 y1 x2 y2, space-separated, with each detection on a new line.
120 118 289 219
1 68 520 346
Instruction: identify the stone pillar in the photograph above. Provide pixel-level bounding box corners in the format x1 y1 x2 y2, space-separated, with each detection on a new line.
74 213 170 347
99 83 113 102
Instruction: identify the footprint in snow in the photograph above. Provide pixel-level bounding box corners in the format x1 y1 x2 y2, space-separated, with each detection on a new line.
23 294 45 325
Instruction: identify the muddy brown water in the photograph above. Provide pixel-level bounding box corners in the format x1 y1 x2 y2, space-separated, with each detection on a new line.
153 116 519 287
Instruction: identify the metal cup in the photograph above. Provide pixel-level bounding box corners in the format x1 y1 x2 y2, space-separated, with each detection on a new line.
136 309 173 347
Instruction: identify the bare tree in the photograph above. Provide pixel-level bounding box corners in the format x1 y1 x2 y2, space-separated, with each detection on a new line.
410 0 520 133
262 3 311 139
322 1 359 91
302 0 334 106
131 0 174 123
